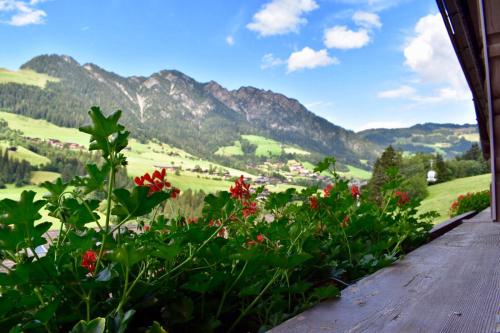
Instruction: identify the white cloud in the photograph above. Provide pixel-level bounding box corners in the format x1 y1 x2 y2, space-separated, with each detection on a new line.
226 35 235 46
287 47 339 72
353 11 381 29
403 13 470 102
261 53 286 69
0 0 47 26
247 0 318 37
378 85 416 98
324 26 370 49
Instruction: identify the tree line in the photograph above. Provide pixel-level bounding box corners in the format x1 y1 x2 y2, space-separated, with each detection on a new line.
0 148 31 188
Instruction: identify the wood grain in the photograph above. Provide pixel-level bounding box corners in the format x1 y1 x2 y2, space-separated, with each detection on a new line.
271 211 500 333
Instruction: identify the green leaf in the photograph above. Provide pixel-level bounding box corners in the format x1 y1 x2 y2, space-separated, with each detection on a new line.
70 317 106 333
108 310 135 333
314 157 336 173
0 191 48 251
112 186 169 220
151 243 181 261
72 163 110 194
40 177 68 212
112 243 144 268
79 107 130 159
62 198 100 229
35 300 58 324
146 321 168 333
265 188 296 210
202 191 233 219
312 285 339 300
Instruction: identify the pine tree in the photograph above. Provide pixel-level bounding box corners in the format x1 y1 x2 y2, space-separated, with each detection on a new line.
368 145 402 205
434 153 450 183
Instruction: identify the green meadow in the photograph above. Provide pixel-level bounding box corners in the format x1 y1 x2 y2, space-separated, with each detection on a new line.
418 173 491 224
0 68 59 88
0 140 50 165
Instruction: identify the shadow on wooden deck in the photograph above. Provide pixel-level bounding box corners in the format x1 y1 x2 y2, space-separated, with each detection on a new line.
271 209 500 333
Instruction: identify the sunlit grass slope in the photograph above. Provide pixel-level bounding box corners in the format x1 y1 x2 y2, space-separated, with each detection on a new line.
418 173 491 224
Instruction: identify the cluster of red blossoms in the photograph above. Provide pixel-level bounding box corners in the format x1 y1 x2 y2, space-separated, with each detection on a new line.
242 201 258 218
351 185 360 198
230 176 258 218
81 250 97 273
134 169 180 198
309 196 319 210
395 191 410 206
230 175 251 200
323 184 334 198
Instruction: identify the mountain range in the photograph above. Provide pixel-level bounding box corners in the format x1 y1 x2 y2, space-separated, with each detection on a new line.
0 54 479 168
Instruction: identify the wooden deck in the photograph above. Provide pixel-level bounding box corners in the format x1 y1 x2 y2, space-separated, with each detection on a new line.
271 209 500 333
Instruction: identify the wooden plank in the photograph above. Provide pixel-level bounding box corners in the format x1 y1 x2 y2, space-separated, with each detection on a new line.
271 216 500 332
428 210 477 240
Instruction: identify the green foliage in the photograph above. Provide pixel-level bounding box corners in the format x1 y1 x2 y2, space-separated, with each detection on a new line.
358 123 479 158
449 190 490 217
239 138 257 155
367 146 402 204
0 107 435 332
0 148 31 186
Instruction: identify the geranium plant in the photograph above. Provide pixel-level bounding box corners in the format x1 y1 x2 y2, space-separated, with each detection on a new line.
449 190 490 217
0 107 436 332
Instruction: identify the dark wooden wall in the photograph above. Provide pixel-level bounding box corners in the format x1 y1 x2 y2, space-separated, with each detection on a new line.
484 0 500 221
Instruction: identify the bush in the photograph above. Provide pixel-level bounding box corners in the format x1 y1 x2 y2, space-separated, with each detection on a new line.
449 190 490 217
0 107 436 333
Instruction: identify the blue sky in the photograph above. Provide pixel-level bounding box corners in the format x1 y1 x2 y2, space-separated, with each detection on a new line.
0 0 475 131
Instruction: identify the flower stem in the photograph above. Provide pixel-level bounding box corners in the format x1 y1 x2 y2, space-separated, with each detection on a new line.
216 260 248 318
228 269 281 333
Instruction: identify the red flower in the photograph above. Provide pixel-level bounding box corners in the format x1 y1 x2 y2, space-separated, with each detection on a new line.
309 197 319 210
351 185 360 198
323 184 334 197
135 169 177 196
341 216 350 228
242 201 258 218
187 217 199 225
81 250 97 273
171 188 181 199
143 225 150 232
217 227 227 238
230 175 251 200
395 191 410 206
247 233 265 246
451 201 459 209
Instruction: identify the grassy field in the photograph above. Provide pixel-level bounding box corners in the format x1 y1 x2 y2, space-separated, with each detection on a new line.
0 140 50 165
0 111 90 146
215 141 244 156
283 146 310 155
418 173 491 224
216 135 310 157
0 68 59 88
30 171 60 184
338 165 372 180
241 135 283 156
